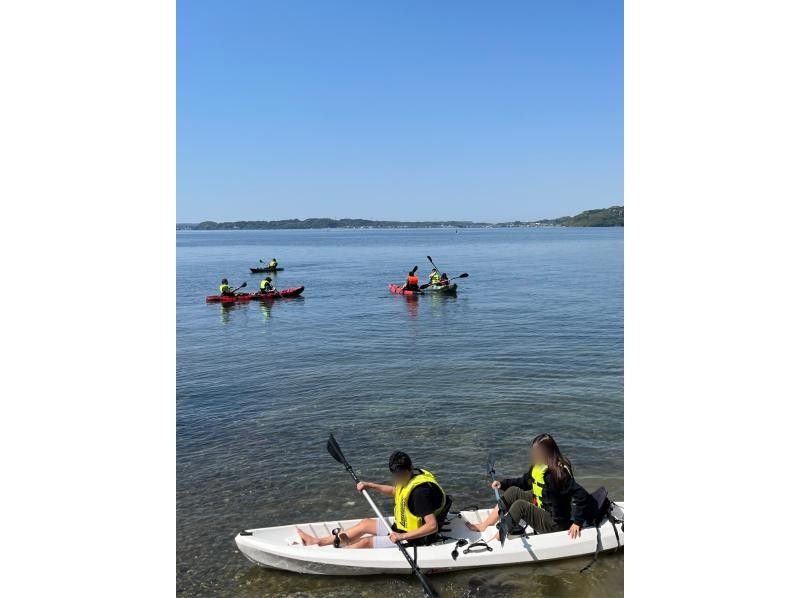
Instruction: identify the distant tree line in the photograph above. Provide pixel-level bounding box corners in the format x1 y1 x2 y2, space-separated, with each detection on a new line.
177 206 623 230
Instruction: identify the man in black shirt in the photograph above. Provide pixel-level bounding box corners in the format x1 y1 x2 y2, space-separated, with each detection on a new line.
296 451 448 549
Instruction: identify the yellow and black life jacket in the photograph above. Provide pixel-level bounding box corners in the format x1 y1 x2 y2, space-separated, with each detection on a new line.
530 463 571 507
219 284 230 294
260 279 272 291
393 469 446 532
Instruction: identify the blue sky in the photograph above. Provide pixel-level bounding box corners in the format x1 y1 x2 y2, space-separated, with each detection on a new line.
178 1 622 222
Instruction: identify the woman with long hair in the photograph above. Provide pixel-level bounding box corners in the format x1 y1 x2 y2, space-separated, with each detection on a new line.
467 434 591 539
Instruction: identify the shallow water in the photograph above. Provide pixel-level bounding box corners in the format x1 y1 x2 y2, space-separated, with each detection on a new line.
177 227 623 597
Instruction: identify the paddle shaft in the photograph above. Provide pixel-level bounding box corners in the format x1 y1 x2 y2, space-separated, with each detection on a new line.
488 462 513 545
419 272 468 290
426 255 441 272
336 458 439 597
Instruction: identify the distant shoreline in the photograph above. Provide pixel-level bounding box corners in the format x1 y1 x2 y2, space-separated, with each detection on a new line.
177 206 623 231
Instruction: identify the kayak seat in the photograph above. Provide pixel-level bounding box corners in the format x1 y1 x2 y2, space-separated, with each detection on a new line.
431 495 455 540
435 495 453 529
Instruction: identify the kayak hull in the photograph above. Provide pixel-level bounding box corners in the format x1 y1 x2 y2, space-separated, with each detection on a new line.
388 283 423 296
253 286 304 300
235 504 623 576
206 286 304 303
250 267 285 273
427 282 457 294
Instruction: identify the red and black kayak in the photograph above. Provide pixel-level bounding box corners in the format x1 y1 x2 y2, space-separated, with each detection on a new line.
206 286 304 303
388 283 424 296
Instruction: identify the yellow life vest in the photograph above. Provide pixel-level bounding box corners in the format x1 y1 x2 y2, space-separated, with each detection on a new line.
430 272 440 284
269 260 278 267
530 464 548 507
393 469 446 532
219 284 230 294
530 463 571 507
260 279 271 291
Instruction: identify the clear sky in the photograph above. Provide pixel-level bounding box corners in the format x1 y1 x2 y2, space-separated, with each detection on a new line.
178 1 622 223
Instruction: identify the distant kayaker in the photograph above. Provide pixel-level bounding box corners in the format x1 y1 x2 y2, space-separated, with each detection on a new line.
429 268 440 285
268 258 278 268
466 434 591 540
219 279 235 297
259 276 275 293
401 271 420 292
295 451 449 549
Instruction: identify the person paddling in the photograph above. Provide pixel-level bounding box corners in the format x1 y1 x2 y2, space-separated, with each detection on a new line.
438 272 449 286
401 271 420 292
467 434 591 540
295 451 450 549
429 268 440 285
259 276 275 293
268 258 278 269
219 278 235 297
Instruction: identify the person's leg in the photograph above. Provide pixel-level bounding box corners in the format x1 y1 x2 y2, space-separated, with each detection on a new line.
466 487 530 532
296 518 377 546
507 501 561 534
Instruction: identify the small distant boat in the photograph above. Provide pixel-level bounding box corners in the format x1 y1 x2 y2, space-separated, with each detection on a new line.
250 266 285 273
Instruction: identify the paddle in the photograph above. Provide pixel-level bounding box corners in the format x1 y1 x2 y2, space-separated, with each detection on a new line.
426 255 440 272
419 272 469 290
326 434 440 598
229 281 248 294
486 456 514 548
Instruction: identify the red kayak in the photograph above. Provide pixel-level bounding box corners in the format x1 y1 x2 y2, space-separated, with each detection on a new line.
205 293 255 304
206 286 304 303
252 286 304 300
388 283 423 296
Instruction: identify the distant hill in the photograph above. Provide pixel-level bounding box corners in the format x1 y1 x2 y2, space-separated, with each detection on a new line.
182 218 492 230
177 206 623 230
533 205 624 227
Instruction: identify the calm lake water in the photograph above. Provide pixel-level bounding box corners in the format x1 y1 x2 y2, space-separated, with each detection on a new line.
177 227 623 597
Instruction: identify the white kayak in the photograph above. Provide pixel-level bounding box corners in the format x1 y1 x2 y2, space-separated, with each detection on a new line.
235 504 623 575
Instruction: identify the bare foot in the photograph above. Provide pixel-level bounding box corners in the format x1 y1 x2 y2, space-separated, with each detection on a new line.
296 527 319 546
465 521 487 532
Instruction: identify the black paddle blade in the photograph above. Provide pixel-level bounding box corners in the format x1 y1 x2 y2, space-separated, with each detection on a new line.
326 434 346 464
240 281 247 287
457 272 469 278
486 455 496 477
411 265 418 274
498 513 514 547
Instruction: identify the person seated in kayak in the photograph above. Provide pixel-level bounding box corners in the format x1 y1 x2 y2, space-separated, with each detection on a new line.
401 271 420 291
466 433 590 540
219 279 235 297
295 451 449 549
429 268 440 285
438 272 450 286
268 258 278 268
259 276 275 293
